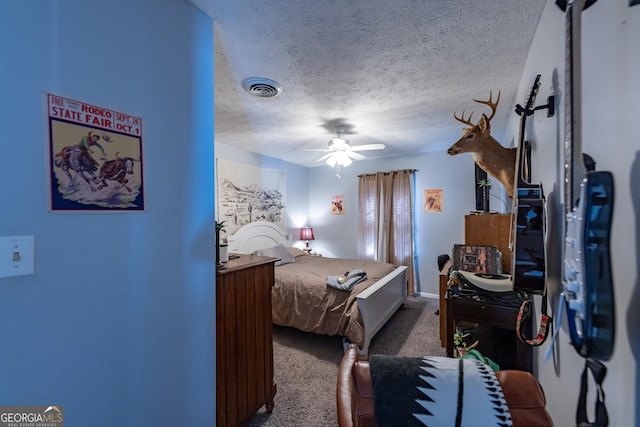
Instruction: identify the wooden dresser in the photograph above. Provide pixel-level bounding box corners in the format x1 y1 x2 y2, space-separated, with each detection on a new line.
216 254 277 427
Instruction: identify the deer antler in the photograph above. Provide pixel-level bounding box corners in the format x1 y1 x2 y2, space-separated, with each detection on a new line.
454 91 501 127
472 90 500 122
454 110 475 127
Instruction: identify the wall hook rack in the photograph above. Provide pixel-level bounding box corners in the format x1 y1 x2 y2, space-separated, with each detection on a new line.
534 95 555 118
515 95 555 118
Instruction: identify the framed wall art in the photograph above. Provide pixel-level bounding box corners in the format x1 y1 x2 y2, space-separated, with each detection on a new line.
47 93 144 211
216 159 286 235
332 195 345 215
424 189 443 213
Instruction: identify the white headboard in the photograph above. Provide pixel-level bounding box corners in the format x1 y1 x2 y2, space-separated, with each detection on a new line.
226 221 290 254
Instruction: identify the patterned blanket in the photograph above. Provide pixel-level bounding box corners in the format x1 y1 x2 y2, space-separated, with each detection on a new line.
369 355 512 427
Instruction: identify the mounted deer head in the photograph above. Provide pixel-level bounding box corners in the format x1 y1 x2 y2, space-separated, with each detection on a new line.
447 91 517 198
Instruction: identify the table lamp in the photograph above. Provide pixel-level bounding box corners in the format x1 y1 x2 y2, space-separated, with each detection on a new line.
300 227 315 253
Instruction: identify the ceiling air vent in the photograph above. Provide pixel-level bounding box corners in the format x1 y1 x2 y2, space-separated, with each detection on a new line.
241 77 282 98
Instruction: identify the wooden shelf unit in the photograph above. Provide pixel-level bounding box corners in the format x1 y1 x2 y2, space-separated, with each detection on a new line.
438 213 514 349
446 290 533 373
464 213 513 274
438 261 452 349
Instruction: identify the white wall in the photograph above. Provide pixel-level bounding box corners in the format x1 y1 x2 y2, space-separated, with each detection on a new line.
0 1 216 425
503 0 640 425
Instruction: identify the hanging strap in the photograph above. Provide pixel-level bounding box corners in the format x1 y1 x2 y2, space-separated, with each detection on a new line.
515 291 552 346
576 358 609 427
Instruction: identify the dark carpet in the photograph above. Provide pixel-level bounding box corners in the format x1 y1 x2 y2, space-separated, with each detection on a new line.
245 295 445 426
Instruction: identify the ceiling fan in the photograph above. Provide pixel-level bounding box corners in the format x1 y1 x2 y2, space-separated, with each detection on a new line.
298 127 385 176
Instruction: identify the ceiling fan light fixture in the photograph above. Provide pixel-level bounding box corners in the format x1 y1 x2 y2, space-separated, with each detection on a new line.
329 137 349 150
296 126 386 177
337 153 352 166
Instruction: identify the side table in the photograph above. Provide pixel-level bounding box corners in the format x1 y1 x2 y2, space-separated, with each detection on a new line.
446 288 533 373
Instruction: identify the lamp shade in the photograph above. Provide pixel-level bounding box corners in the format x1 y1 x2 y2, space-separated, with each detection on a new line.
300 227 315 241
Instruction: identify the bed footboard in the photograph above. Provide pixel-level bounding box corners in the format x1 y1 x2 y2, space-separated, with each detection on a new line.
355 266 407 356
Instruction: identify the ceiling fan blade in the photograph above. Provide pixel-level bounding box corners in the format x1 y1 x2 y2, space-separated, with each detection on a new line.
297 148 331 152
350 143 385 151
345 151 366 160
316 153 334 162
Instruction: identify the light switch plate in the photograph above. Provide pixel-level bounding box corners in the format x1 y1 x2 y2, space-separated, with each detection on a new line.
0 236 35 278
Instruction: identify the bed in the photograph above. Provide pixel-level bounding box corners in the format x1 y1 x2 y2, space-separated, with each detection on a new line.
226 221 408 356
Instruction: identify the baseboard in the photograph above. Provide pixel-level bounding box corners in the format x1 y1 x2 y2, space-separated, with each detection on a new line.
415 292 438 299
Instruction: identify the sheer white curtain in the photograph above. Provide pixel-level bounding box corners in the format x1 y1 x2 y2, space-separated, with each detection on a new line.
357 170 416 295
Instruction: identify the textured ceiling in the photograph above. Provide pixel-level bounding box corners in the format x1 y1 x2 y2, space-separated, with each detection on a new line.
188 0 547 167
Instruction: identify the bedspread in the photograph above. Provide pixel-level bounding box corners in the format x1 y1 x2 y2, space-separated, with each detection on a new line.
272 255 398 347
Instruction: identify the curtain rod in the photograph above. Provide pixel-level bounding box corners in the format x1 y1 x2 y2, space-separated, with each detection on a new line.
357 169 418 178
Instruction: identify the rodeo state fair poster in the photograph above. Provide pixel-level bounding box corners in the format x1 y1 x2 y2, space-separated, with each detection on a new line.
47 93 144 211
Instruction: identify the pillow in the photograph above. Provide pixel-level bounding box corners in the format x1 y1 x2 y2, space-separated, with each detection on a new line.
253 244 297 266
285 246 307 258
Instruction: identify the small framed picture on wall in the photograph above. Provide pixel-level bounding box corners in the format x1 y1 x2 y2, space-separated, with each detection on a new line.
424 189 442 213
332 195 344 215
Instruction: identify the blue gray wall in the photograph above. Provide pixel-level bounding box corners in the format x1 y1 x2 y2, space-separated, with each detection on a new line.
0 1 215 425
